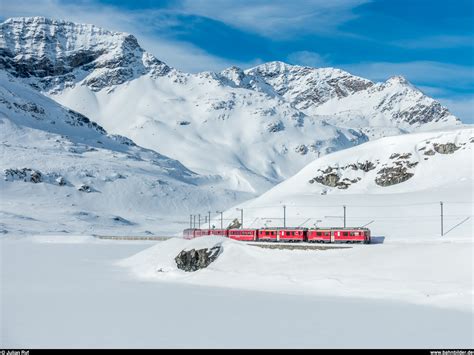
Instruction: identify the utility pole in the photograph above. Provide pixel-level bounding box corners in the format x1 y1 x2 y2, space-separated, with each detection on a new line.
189 214 192 229
440 201 444 236
208 211 211 229
236 208 243 228
193 215 196 229
343 205 346 228
283 205 286 228
216 211 223 229
198 214 201 228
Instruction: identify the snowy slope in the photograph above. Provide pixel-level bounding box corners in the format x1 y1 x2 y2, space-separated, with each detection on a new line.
217 127 473 239
0 71 253 236
0 17 463 197
119 235 473 312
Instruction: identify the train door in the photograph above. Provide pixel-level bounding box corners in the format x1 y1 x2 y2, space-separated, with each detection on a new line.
331 231 336 243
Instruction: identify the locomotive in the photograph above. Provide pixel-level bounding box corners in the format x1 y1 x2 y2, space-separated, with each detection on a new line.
183 227 371 244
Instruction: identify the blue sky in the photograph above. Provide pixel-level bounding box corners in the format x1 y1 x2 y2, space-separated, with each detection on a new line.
2 0 473 122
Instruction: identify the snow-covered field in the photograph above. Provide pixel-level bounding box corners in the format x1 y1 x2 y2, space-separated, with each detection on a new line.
1 235 472 348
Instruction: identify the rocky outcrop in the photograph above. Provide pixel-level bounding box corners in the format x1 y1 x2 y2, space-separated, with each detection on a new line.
433 143 459 154
227 218 242 229
4 168 42 183
295 144 308 155
77 184 93 192
0 17 171 92
175 245 222 272
267 120 285 133
309 160 374 189
375 165 414 186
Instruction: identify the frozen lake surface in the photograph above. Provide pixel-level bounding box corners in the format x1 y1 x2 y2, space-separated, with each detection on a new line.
1 236 472 348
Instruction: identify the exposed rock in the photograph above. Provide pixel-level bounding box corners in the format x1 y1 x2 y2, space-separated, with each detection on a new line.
78 184 92 192
397 153 412 159
267 120 285 133
177 120 191 126
315 173 340 187
295 144 308 155
375 166 414 186
357 160 376 172
175 245 222 272
314 173 349 189
433 143 459 154
424 149 435 156
227 218 242 229
4 168 42 183
55 176 67 186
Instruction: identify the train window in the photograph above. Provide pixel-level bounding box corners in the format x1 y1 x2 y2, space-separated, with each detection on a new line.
343 232 349 237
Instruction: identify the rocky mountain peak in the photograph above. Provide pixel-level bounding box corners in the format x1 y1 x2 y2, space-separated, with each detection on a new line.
0 16 171 92
246 61 374 110
384 75 413 88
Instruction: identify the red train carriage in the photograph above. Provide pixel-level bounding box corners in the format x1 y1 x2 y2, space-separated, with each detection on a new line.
307 229 332 243
333 228 370 243
278 228 306 242
183 228 197 239
308 228 370 244
257 228 279 241
208 229 228 237
228 229 257 241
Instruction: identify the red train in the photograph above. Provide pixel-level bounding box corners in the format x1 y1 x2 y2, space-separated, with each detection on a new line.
183 227 371 244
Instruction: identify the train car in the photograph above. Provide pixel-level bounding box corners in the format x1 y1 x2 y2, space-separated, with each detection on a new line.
278 228 306 242
257 228 279 241
307 229 332 243
208 229 228 237
228 229 257 241
333 228 370 244
196 229 211 237
308 228 371 244
182 228 197 239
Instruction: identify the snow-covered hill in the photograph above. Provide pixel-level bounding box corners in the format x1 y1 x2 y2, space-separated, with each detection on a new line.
0 17 463 197
220 127 473 239
0 71 252 236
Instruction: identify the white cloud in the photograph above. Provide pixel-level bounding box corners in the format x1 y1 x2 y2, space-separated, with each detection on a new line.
178 0 370 38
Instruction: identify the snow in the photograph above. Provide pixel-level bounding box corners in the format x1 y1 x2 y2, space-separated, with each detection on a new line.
1 236 472 348
119 236 473 312
0 71 252 236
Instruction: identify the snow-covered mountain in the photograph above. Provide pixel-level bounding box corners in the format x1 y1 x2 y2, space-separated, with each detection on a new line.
0 17 463 197
0 71 254 235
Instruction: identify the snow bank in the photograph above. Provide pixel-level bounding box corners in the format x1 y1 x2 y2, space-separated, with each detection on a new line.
119 236 473 312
